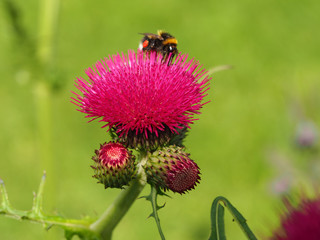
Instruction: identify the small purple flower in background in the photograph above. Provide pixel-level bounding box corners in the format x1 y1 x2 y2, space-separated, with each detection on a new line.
267 151 296 196
71 50 210 149
295 121 318 148
270 196 320 240
270 176 292 196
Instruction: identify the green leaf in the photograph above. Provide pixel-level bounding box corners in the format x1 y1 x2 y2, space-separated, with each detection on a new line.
0 178 12 212
31 171 46 218
209 198 226 240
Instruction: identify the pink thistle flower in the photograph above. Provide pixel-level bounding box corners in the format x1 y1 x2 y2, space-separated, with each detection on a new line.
270 196 320 240
71 51 210 148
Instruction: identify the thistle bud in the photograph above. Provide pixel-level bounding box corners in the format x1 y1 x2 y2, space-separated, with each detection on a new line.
145 146 200 194
91 142 136 189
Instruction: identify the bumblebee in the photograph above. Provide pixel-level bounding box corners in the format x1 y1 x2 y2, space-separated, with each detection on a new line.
139 30 178 63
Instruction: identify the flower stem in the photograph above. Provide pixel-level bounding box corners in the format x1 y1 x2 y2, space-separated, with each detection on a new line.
37 0 60 66
34 81 52 167
90 156 148 240
34 0 60 204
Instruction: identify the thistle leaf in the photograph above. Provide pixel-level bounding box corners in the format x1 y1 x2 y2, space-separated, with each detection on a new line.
31 171 46 217
0 178 12 212
0 173 98 239
208 196 257 240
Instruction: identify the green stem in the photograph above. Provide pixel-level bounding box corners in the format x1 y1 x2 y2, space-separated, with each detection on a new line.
37 0 60 66
1 210 90 230
149 186 166 240
90 156 148 240
34 0 60 203
34 80 52 159
34 81 54 198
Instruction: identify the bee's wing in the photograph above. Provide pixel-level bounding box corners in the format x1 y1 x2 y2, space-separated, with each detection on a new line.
138 33 154 50
138 33 163 40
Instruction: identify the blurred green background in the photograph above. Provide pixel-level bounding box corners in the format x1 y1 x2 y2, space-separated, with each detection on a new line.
1 0 320 239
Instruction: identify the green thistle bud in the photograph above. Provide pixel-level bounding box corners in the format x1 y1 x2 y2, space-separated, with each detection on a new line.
91 142 136 189
145 146 201 194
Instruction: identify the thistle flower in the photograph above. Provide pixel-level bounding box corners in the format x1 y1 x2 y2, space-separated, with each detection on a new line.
270 196 320 240
71 51 210 149
145 145 201 194
91 142 136 188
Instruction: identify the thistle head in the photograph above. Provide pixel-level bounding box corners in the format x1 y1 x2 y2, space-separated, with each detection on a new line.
72 51 210 150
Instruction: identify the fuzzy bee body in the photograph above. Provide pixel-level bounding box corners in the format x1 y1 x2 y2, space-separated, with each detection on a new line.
139 30 178 63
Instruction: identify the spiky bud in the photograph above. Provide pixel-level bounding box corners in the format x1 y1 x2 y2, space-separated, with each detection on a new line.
145 145 200 194
91 142 136 189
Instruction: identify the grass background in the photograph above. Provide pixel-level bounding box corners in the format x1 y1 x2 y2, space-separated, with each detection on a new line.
1 0 320 239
